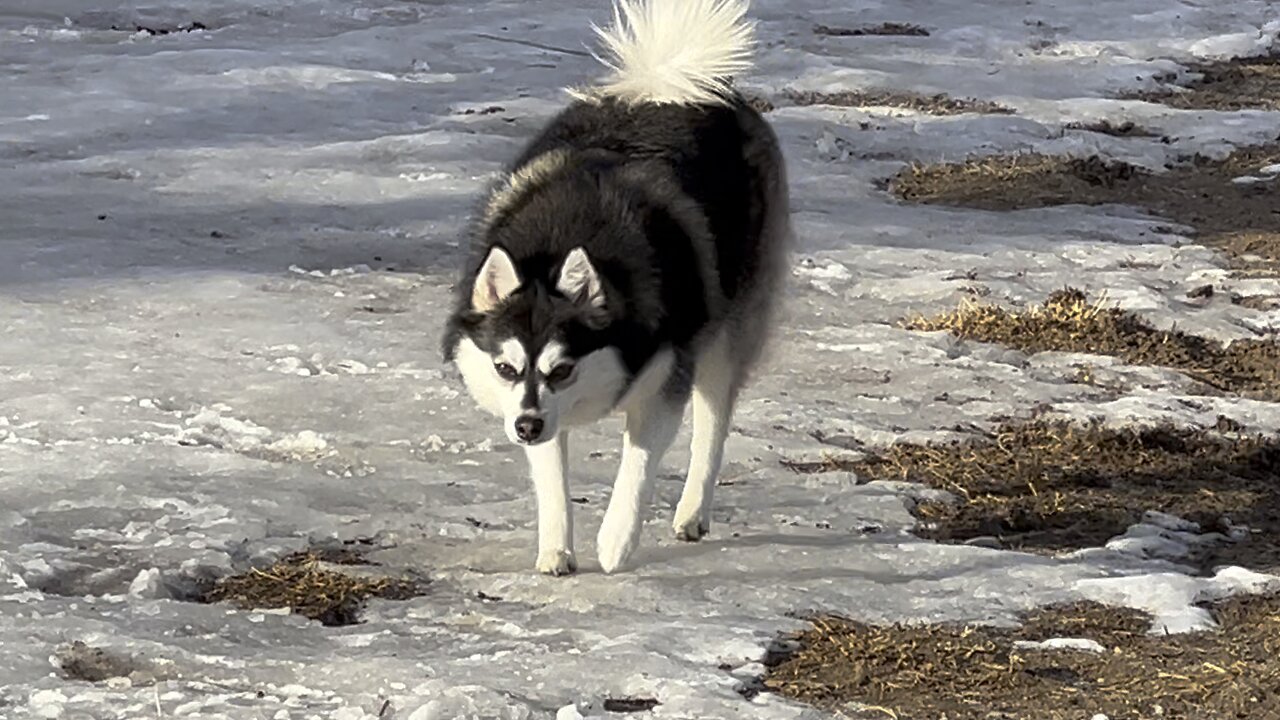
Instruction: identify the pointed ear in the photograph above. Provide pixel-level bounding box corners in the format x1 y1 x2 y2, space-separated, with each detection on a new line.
471 246 521 312
556 247 606 310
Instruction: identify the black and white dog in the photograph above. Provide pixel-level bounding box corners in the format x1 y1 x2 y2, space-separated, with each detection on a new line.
443 0 790 574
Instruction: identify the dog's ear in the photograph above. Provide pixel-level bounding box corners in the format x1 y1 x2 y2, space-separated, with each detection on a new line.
471 246 521 312
556 247 606 311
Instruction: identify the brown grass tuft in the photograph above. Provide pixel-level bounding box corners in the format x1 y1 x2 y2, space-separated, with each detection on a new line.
888 145 1280 276
903 288 1280 401
784 418 1280 571
766 594 1280 720
203 551 422 626
1127 54 1280 111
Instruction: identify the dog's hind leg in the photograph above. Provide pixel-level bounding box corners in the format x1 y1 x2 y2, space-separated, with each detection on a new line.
526 433 576 576
673 331 736 541
597 394 683 573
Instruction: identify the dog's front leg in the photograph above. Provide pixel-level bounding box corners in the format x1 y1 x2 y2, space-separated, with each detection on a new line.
526 433 576 575
596 397 682 573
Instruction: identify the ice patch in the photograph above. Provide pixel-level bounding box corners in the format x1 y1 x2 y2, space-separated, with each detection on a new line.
421 435 494 454
19 26 83 41
1014 638 1106 653
1239 308 1280 334
1074 567 1280 634
793 257 852 295
126 568 164 600
556 706 586 720
169 406 333 464
1187 19 1280 58
269 355 375 377
288 264 374 278
26 689 68 719
221 66 402 89
6 0 1280 716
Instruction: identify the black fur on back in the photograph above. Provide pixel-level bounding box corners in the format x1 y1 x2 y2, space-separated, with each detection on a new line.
443 94 778 394
511 95 770 302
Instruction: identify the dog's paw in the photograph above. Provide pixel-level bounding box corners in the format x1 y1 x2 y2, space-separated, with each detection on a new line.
596 515 640 574
536 549 578 576
673 515 709 542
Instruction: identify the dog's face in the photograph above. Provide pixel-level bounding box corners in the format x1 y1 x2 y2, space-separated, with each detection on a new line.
450 246 627 446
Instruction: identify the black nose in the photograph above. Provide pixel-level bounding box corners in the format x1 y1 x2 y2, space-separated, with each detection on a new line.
514 416 544 443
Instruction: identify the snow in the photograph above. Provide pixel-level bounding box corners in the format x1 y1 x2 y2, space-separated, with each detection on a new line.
1076 567 1280 634
1013 638 1106 653
2 0 1279 718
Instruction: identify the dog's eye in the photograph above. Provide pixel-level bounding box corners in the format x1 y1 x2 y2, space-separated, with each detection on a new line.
494 362 521 381
545 363 575 386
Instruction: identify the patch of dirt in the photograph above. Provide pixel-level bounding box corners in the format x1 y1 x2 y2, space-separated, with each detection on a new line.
782 419 1280 571
202 550 423 626
888 144 1280 275
602 698 661 713
1064 119 1159 138
1127 54 1280 111
456 105 505 116
110 22 207 35
782 89 1013 116
904 288 1280 401
814 22 930 37
56 642 144 683
765 594 1280 720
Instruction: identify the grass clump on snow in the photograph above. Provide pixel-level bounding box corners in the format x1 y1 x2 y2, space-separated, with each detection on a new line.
766 594 1280 720
903 288 1280 401
203 550 422 626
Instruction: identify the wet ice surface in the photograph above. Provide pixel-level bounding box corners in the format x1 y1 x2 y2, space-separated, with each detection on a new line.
2 0 1280 717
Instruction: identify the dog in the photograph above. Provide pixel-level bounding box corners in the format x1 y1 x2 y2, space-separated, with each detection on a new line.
442 0 791 574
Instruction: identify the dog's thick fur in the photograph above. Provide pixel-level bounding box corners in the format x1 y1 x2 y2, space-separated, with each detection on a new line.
443 0 790 574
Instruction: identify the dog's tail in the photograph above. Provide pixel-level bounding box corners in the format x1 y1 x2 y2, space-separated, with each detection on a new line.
571 0 755 106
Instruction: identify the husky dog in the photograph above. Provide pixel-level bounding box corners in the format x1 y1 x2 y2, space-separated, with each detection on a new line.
443 0 790 574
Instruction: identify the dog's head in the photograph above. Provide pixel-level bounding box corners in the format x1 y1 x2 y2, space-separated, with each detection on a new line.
445 245 627 445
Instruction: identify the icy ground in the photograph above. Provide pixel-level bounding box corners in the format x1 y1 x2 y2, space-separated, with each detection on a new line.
3 0 1280 718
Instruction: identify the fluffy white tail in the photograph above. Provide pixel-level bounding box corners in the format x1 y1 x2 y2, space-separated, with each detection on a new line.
574 0 755 106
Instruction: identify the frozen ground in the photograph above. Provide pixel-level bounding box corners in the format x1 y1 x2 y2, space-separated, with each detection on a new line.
3 0 1280 718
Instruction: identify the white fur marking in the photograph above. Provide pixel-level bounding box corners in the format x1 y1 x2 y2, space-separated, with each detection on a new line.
455 338 533 442
471 246 521 312
597 394 682 573
571 0 756 106
673 331 735 540
527 434 577 575
536 341 568 375
454 338 508 417
499 339 528 374
553 347 627 428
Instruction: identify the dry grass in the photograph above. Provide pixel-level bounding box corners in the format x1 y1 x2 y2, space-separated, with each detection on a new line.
1127 54 1280 111
888 144 1280 275
891 153 1142 206
783 418 1280 571
782 88 1013 116
203 551 422 626
766 594 1280 720
903 288 1280 401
